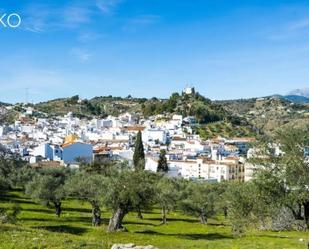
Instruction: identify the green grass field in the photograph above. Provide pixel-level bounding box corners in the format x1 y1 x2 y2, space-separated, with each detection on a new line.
0 190 308 249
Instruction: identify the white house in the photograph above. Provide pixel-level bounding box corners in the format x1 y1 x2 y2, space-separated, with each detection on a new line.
244 162 258 182
31 143 62 161
100 119 113 128
145 155 243 182
145 155 180 177
184 87 195 95
31 143 52 159
143 129 167 144
145 156 158 172
172 114 183 122
26 107 34 115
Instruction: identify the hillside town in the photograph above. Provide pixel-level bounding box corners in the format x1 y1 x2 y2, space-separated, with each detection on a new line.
0 90 262 183
2 1 309 247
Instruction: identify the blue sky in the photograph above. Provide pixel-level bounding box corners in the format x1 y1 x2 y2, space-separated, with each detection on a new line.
0 0 309 103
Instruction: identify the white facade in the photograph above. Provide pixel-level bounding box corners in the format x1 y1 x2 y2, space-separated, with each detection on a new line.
143 129 167 144
184 87 195 95
146 154 239 182
244 163 257 182
145 157 158 172
30 143 62 161
172 114 183 121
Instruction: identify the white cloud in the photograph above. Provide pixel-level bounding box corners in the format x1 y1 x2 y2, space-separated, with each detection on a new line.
123 15 161 31
288 18 309 31
23 3 93 32
264 17 309 41
130 15 160 25
22 0 125 33
62 6 92 27
22 3 53 33
70 48 92 62
77 31 103 43
96 0 123 14
25 26 44 33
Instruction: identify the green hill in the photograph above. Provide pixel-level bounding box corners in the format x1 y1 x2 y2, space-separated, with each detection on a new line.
5 91 307 138
141 91 231 124
216 96 309 135
31 91 258 139
34 92 238 125
35 95 143 118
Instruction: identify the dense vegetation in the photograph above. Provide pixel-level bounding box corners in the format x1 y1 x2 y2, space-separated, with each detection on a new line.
35 96 106 118
35 95 143 118
141 92 231 124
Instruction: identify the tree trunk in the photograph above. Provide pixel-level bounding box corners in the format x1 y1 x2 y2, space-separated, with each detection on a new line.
290 203 303 220
161 206 167 224
108 207 127 232
223 207 228 219
91 201 101 226
53 201 62 217
304 202 309 229
136 206 143 219
199 209 207 224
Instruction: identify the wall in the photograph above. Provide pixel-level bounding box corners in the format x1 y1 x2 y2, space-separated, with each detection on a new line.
62 142 93 164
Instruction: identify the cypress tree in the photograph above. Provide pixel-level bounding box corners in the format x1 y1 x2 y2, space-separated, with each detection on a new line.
133 131 145 171
157 149 168 173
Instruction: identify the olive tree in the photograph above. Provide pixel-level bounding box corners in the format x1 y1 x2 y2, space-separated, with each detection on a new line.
104 170 156 232
26 167 68 217
252 126 309 229
0 145 26 192
226 182 262 235
179 181 216 224
155 176 181 224
65 172 106 226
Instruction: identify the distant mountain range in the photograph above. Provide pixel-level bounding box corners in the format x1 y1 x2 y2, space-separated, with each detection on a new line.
284 88 309 103
288 88 309 98
282 95 309 104
272 88 309 104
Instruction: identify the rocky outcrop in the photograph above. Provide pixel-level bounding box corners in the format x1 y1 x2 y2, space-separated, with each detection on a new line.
111 244 158 249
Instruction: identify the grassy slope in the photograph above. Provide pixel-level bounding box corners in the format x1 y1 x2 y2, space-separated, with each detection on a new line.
35 97 142 118
0 191 308 249
196 121 256 140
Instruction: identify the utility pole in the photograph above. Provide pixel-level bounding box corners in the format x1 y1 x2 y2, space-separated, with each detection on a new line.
25 87 29 105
